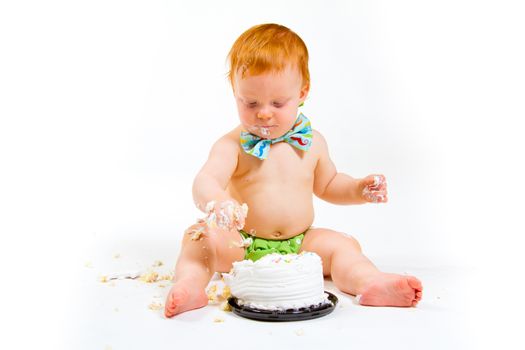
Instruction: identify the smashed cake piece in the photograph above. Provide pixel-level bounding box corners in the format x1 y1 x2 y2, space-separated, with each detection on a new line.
207 284 219 302
102 269 145 281
222 285 231 299
159 273 173 281
220 301 232 312
206 283 232 304
139 271 159 283
148 302 163 311
186 221 207 241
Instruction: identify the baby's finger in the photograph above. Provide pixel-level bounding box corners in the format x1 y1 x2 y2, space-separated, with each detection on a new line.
363 175 378 187
364 191 388 203
376 194 388 203
362 176 379 192
371 174 387 189
372 186 388 197
377 176 387 189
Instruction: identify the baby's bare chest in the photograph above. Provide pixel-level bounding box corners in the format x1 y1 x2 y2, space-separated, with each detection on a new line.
232 143 317 187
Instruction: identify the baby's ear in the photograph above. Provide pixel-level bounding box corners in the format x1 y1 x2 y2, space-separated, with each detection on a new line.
299 83 310 101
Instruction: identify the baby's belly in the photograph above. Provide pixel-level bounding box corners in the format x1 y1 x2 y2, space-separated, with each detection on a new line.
234 188 314 240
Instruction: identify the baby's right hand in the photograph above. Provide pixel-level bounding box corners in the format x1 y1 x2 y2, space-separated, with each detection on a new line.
204 200 249 232
186 200 249 240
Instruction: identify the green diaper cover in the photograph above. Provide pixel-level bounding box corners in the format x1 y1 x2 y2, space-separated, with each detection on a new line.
239 230 306 262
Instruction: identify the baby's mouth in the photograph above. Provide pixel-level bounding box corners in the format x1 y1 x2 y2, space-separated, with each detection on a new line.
248 125 278 138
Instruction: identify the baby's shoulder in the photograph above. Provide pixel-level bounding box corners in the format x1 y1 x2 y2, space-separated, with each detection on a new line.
219 125 243 145
312 129 325 141
311 129 329 151
209 126 242 154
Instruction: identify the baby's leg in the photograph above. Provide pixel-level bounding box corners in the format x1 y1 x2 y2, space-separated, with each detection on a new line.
164 225 244 318
300 228 422 307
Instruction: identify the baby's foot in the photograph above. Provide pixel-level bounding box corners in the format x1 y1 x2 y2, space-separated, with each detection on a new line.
358 273 422 307
164 282 208 318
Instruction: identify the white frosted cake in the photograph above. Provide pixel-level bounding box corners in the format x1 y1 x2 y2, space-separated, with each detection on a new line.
223 252 329 310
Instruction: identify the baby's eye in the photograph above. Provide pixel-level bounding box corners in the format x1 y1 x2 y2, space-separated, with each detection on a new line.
272 102 284 108
247 102 258 108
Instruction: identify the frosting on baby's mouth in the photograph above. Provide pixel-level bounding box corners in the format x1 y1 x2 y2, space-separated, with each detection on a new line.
246 125 278 138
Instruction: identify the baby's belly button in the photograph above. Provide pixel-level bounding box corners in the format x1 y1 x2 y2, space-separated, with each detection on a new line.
270 231 282 238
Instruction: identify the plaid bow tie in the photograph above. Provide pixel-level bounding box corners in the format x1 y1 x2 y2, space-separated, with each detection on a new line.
240 113 312 160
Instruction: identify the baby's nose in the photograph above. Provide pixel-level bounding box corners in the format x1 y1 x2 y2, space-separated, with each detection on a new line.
257 109 273 120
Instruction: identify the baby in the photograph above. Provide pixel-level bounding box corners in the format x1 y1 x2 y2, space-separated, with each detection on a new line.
165 23 422 317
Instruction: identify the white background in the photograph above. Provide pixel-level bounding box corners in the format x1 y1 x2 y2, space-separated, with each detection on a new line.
1 0 524 348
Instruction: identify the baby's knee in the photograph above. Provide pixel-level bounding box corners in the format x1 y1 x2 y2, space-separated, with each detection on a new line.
181 224 227 251
337 232 362 252
179 227 222 265
182 224 213 246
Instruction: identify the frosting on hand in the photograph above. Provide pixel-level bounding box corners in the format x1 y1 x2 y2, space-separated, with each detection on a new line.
186 200 249 240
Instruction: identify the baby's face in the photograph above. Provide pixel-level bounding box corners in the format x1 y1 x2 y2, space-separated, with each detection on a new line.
233 65 309 139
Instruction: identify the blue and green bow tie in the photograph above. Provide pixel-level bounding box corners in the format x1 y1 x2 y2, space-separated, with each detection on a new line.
240 113 312 160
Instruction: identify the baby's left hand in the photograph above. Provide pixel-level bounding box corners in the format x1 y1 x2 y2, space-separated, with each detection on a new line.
360 174 388 203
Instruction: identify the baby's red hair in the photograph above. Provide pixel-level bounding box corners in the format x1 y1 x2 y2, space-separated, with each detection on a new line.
227 23 310 89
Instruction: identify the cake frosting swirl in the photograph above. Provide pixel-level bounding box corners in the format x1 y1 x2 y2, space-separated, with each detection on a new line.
223 252 329 310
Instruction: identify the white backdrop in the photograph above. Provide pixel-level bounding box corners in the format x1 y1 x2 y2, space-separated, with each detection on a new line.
1 0 524 348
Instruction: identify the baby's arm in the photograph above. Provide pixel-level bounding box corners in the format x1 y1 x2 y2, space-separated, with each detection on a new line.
193 135 239 210
186 135 249 237
313 131 387 204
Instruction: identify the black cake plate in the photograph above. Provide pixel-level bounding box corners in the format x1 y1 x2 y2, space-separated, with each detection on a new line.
228 291 338 322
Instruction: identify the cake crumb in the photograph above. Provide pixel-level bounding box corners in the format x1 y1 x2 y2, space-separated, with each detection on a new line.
152 260 163 267
220 301 232 312
159 274 173 281
113 253 121 259
148 302 163 311
99 276 108 283
295 329 304 336
158 283 167 288
207 284 218 302
114 307 119 312
213 317 225 323
222 286 231 299
186 222 206 241
139 271 159 283
190 230 204 240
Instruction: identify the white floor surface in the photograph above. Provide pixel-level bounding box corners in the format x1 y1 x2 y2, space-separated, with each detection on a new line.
65 234 477 350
